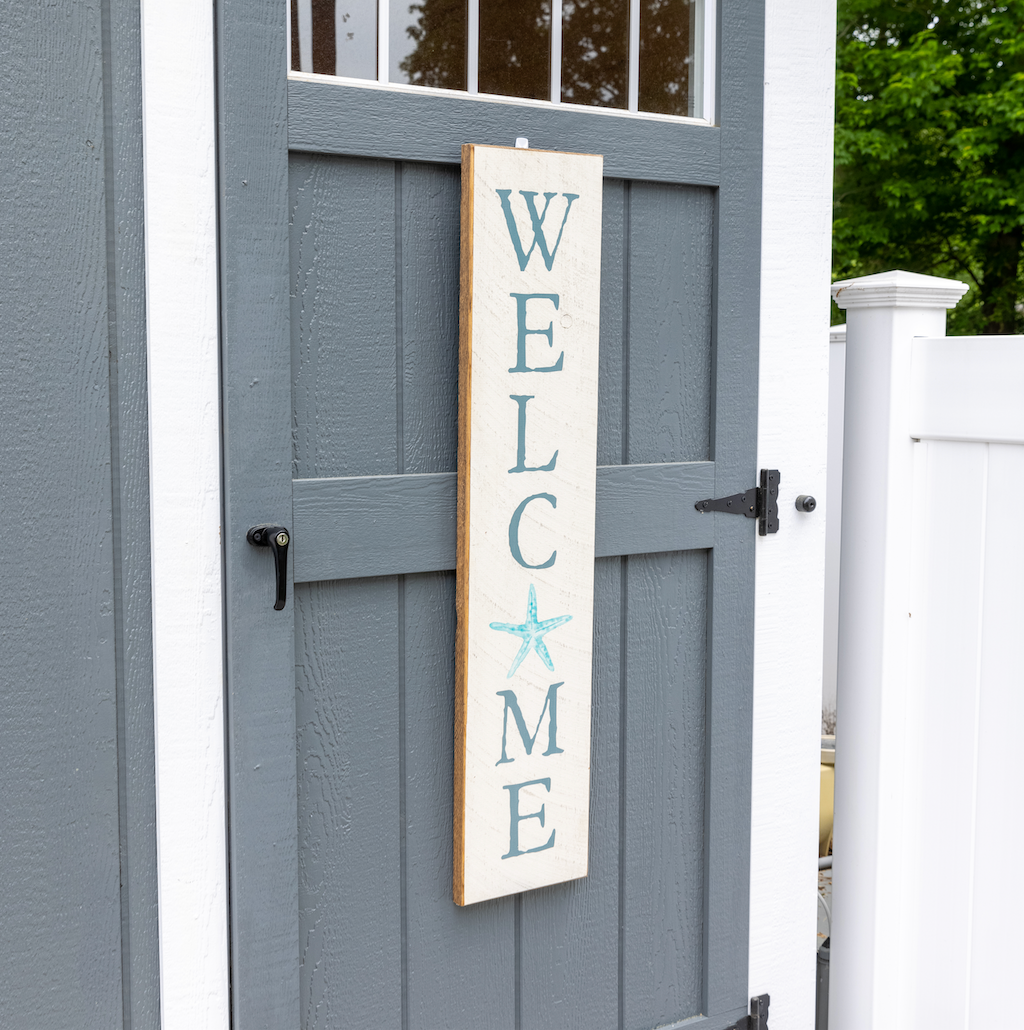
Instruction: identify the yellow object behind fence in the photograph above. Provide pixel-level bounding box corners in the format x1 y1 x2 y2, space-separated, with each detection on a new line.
820 738 835 858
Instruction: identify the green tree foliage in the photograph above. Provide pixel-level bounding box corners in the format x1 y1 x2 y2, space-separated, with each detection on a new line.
834 1 1024 333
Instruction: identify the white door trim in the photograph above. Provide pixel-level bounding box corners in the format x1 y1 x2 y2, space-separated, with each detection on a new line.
137 1 835 1023
140 0 230 1025
750 0 835 1024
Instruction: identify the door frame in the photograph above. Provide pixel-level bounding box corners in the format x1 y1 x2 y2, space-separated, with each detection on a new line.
139 1 836 1027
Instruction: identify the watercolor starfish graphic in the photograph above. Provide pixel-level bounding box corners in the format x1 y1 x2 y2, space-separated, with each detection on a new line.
489 584 573 679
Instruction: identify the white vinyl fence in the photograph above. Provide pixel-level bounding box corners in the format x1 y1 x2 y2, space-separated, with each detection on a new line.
827 270 1024 1030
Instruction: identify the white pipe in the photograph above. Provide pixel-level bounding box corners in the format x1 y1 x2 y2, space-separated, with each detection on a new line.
550 0 562 102
627 0 640 111
467 0 479 92
297 0 312 73
377 0 389 82
702 0 717 122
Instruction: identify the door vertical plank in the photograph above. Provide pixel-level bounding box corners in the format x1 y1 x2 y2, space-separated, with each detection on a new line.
291 151 404 1026
620 178 712 1026
596 179 626 467
517 179 625 1028
704 0 764 1013
398 161 515 1024
295 578 403 1028
403 572 516 1028
519 557 623 1030
399 163 461 477
622 552 708 1030
216 0 298 1025
626 184 715 466
290 154 398 479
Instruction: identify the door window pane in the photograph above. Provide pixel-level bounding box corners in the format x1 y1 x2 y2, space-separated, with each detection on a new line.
291 0 377 79
638 0 697 117
478 0 551 101
290 0 711 121
561 0 629 109
390 0 468 90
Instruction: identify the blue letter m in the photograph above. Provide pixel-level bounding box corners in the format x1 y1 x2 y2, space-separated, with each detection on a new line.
496 682 565 765
495 190 579 271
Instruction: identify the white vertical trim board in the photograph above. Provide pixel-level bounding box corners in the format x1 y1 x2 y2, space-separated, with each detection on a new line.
140 0 230 1027
751 0 834 1026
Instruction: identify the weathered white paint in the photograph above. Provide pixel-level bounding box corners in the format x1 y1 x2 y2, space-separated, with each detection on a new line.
828 270 970 1030
749 0 835 1025
139 0 230 1025
821 324 846 724
456 144 603 905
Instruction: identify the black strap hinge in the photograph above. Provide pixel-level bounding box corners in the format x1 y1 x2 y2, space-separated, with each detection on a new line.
695 469 780 536
725 994 770 1030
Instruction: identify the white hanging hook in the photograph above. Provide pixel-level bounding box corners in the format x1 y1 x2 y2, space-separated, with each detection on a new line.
514 137 529 149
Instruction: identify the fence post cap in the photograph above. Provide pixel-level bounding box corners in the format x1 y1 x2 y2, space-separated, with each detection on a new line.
831 269 969 311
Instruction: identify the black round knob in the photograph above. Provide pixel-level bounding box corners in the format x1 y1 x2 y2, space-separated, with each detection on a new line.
795 494 817 513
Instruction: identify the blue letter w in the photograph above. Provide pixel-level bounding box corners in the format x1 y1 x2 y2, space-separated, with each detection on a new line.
496 191 579 271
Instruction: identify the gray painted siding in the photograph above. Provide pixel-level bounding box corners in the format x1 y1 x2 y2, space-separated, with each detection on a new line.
0 0 157 1027
290 156 714 1028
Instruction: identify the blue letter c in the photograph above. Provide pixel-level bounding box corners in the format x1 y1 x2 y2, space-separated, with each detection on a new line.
508 493 557 569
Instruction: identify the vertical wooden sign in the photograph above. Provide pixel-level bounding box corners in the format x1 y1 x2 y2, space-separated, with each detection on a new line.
455 144 603 905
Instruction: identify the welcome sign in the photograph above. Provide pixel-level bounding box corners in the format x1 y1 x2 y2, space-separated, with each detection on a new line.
454 144 603 905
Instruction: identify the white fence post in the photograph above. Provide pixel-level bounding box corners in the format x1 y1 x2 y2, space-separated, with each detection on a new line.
822 323 846 727
828 271 967 1030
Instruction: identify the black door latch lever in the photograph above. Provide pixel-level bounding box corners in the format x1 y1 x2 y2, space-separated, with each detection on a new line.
247 524 291 610
695 469 780 536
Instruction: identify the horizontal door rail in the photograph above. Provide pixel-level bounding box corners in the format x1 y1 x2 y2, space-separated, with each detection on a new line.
288 78 721 186
292 461 715 582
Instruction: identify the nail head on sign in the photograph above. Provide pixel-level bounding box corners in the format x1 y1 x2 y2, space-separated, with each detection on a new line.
515 137 529 149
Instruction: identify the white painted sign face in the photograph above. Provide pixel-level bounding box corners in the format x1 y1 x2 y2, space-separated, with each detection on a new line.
454 144 603 905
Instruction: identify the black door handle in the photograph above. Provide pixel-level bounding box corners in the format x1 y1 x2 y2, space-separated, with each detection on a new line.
247 524 290 611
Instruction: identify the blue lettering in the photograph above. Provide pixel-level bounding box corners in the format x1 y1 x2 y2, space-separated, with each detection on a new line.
508 395 558 474
501 778 556 859
496 683 564 764
508 493 557 569
508 293 562 373
495 190 579 272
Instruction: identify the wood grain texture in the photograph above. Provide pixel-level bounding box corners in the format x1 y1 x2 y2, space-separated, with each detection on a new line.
454 143 476 906
627 183 714 466
217 0 300 1023
400 163 462 475
403 572 516 1028
623 551 708 1029
0 0 127 1025
519 557 622 1030
703 0 765 1011
295 578 402 1029
291 153 398 479
226 0 764 1009
456 145 604 904
288 78 721 185
291 462 715 581
104 0 161 1022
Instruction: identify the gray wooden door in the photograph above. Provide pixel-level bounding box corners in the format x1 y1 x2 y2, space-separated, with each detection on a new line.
217 4 764 1029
